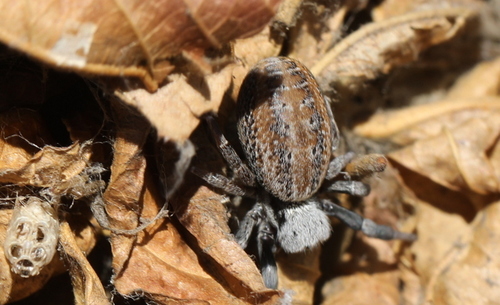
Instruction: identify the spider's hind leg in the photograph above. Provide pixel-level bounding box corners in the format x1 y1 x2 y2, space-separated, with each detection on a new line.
319 199 416 241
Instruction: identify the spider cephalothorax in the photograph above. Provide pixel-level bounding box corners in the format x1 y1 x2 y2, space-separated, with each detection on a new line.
193 57 415 288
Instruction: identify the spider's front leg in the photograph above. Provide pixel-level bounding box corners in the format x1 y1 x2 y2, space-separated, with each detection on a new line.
324 152 371 197
235 195 279 289
318 199 416 241
204 115 256 186
257 221 278 289
191 115 257 196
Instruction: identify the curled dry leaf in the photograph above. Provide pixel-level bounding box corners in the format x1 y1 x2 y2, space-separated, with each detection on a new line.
286 0 352 68
276 248 321 305
59 221 108 305
0 109 94 187
310 7 476 93
0 0 281 91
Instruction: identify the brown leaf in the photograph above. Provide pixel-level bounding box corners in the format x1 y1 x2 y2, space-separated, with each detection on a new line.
445 56 500 99
59 221 109 305
310 7 476 93
173 185 281 304
354 56 500 144
0 0 281 90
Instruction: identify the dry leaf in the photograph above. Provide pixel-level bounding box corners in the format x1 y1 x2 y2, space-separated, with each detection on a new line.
353 97 500 145
0 0 281 91
322 272 401 305
104 101 280 304
276 248 321 305
310 7 476 93
116 63 239 142
389 114 500 196
0 205 99 304
372 0 482 21
445 56 500 99
430 200 500 305
173 185 281 304
354 55 500 143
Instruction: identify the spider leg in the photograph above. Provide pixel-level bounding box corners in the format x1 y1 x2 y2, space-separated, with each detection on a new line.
191 167 255 197
257 221 278 289
205 115 256 186
326 180 370 197
318 199 416 241
325 152 355 180
235 194 280 288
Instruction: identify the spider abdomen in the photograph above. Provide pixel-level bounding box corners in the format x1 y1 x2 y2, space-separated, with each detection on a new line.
237 57 335 202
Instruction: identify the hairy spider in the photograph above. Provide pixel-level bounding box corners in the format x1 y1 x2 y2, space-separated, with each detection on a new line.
193 57 415 289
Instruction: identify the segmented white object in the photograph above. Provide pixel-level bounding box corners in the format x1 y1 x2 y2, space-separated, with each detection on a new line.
4 197 59 277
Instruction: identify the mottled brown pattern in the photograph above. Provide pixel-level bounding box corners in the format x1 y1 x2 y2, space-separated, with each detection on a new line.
237 57 333 202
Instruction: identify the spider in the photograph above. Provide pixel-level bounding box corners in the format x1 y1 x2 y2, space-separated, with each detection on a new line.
193 57 415 289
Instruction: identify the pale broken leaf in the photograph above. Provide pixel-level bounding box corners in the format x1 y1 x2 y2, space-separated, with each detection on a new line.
310 7 476 92
59 221 109 305
0 141 93 188
117 63 239 142
0 108 98 189
389 114 500 195
0 0 281 91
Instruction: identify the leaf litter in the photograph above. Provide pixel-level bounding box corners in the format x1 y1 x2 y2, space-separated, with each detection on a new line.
0 0 499 304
